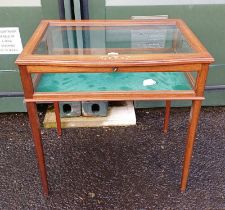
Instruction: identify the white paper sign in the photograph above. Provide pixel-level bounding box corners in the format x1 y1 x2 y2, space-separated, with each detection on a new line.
0 27 23 54
106 0 225 6
131 29 167 48
0 0 41 7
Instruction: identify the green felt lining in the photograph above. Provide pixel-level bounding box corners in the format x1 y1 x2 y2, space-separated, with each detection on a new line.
36 72 192 92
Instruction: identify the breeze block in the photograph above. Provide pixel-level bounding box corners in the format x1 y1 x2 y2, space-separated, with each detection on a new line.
59 102 81 118
82 101 108 117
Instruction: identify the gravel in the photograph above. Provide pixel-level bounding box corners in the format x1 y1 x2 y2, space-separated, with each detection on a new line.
1 106 225 209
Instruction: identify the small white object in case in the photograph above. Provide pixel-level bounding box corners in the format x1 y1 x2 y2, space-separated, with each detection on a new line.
143 79 157 86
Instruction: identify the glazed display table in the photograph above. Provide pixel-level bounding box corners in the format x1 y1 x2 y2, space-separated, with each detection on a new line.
16 19 214 196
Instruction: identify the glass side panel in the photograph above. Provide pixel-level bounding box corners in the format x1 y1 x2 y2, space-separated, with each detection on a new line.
36 72 192 92
33 25 194 55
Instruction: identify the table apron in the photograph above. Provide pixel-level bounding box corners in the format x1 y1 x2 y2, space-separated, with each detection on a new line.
26 64 202 73
24 91 204 102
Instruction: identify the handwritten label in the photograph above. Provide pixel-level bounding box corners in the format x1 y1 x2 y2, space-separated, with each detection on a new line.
0 27 23 54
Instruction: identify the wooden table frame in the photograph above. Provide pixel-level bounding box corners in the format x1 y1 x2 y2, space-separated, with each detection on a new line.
16 19 214 196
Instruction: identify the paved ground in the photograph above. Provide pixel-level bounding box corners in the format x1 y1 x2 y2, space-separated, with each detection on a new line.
1 106 225 209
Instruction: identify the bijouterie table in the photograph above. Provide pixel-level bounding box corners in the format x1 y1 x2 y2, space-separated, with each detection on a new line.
16 19 214 196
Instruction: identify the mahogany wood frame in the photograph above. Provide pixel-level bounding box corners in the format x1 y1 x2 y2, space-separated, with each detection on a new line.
16 19 214 196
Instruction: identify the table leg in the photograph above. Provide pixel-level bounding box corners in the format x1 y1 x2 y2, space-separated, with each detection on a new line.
163 100 171 133
180 100 202 191
26 102 49 196
54 102 62 136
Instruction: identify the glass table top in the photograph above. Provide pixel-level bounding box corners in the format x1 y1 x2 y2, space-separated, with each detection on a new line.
33 24 194 55
16 20 214 67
